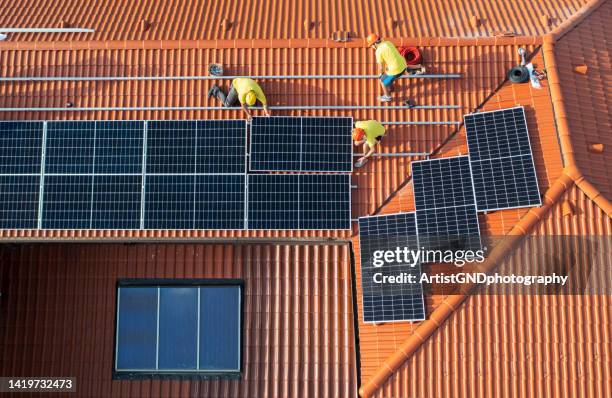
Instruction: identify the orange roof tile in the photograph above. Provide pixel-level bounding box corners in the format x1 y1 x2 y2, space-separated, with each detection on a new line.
0 0 590 41
0 243 358 398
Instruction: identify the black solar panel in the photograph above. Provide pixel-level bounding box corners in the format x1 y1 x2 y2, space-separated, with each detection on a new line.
92 175 142 229
411 156 481 251
464 107 541 211
412 156 475 210
194 174 246 229
0 175 40 229
144 174 246 230
46 121 95 174
94 121 144 174
0 121 43 174
147 120 246 174
250 117 353 172
42 174 93 229
358 213 426 323
415 205 481 251
247 174 351 230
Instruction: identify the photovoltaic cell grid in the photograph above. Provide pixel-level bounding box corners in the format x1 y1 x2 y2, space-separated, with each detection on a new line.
0 121 43 228
464 107 541 211
250 116 353 172
247 174 351 230
358 213 426 322
411 156 481 251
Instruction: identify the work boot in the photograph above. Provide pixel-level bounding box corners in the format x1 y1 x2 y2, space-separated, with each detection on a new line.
378 95 392 102
208 84 220 98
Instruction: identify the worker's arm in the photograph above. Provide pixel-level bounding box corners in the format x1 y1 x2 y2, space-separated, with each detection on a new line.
358 143 377 162
262 103 271 117
241 103 253 121
378 62 386 76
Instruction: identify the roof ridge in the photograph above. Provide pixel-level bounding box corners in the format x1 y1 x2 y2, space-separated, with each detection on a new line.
542 35 612 217
547 0 608 41
0 36 542 51
359 172 576 397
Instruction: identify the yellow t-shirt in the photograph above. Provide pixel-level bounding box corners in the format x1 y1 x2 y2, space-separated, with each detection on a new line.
375 41 407 75
232 78 267 105
355 120 386 146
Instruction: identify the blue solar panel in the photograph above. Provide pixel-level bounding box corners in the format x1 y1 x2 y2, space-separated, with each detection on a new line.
0 121 43 174
247 174 351 230
42 174 93 229
464 107 541 211
91 175 142 229
358 213 425 322
415 205 481 251
0 175 40 229
45 121 95 174
94 121 144 174
250 117 352 172
115 283 241 375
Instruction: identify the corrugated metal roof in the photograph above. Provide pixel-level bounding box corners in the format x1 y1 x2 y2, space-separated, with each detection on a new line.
0 243 358 398
0 0 590 42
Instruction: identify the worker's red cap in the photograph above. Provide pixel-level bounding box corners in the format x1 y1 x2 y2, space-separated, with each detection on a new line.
366 33 380 47
352 128 365 141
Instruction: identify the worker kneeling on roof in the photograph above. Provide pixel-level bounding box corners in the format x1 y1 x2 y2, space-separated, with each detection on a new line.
353 120 386 167
366 33 426 102
209 77 271 120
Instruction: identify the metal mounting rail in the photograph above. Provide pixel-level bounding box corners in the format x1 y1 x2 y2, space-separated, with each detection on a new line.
352 153 429 157
381 121 460 126
0 105 461 112
0 74 461 82
0 28 95 33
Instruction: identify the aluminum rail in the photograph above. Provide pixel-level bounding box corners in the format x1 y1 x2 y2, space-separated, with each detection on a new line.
0 74 461 82
0 105 461 112
0 28 95 33
381 121 460 126
352 153 429 157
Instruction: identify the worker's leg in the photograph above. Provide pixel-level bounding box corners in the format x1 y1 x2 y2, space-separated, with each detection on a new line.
223 87 239 107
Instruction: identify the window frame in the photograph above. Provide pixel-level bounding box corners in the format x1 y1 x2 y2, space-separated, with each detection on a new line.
113 278 244 380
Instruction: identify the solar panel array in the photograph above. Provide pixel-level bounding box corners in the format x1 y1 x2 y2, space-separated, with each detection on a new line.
358 213 426 322
464 106 541 211
412 156 482 251
248 174 351 230
0 119 352 230
250 117 353 172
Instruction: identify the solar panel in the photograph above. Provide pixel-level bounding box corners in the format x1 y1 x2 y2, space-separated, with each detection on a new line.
247 174 351 230
0 121 43 174
250 116 353 172
0 175 40 229
464 107 541 211
147 120 246 174
42 174 93 229
144 174 246 230
46 121 95 174
411 156 481 250
358 213 426 322
92 175 142 229
94 121 144 174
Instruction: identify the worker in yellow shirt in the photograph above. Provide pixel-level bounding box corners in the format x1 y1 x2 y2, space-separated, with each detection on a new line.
209 77 271 120
352 120 386 168
366 33 426 102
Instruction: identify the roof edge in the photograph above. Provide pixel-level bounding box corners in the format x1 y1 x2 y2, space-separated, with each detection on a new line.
358 172 576 398
542 36 612 217
548 0 608 41
0 36 542 51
